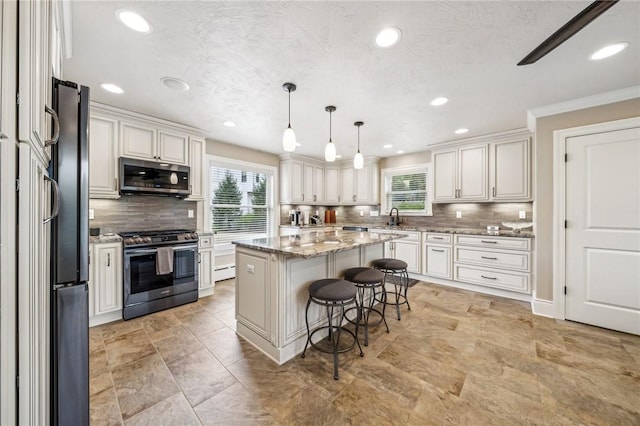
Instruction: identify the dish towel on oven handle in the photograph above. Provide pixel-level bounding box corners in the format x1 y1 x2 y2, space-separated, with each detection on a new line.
156 246 174 275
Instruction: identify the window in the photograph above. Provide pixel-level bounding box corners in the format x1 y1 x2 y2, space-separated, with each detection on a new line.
381 164 432 215
208 158 276 250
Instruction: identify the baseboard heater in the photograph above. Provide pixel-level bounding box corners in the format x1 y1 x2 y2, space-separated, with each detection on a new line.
214 263 236 282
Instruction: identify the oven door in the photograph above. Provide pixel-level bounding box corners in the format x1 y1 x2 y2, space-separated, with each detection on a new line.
123 244 198 307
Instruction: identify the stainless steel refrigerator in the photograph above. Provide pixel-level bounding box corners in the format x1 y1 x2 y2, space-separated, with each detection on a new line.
49 78 90 426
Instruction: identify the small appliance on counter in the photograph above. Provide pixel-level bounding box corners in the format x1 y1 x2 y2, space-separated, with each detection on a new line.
310 214 322 225
290 210 302 226
486 225 500 235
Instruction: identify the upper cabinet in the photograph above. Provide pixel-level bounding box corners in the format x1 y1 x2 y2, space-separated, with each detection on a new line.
120 122 189 165
490 138 530 201
89 114 119 198
433 144 488 202
88 103 206 199
18 0 55 163
432 130 531 203
280 154 379 205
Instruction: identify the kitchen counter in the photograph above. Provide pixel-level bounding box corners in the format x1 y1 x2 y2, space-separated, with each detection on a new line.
89 234 123 244
233 230 406 259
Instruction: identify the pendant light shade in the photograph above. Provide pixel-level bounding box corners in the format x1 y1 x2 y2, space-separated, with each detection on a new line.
324 106 337 162
282 83 297 152
353 121 364 169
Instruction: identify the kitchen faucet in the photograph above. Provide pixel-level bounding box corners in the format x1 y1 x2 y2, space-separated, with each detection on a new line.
389 208 400 226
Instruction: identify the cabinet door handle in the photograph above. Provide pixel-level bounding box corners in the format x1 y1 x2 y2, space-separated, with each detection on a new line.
481 275 497 280
198 253 201 264
481 240 497 244
313 195 317 202
107 253 111 267
431 249 445 253
43 175 61 224
353 194 356 202
481 256 498 260
44 105 60 147
338 195 340 203
492 187 496 197
432 237 444 240
301 193 304 201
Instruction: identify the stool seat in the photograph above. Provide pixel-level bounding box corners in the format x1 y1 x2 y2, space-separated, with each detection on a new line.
343 267 385 284
372 258 408 270
309 279 356 302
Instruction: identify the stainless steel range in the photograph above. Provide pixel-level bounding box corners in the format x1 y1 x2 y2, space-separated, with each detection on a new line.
121 229 199 320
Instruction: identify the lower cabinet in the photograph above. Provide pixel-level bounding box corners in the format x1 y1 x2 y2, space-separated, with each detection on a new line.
370 229 421 274
89 242 123 327
424 233 453 280
198 236 215 297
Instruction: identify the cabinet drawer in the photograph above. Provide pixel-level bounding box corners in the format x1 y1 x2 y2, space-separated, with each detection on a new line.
425 233 452 244
454 247 529 272
199 236 213 248
398 231 420 242
454 265 529 293
454 235 530 251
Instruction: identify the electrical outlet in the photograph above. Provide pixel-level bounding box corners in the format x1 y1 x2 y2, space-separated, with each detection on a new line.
370 211 379 217
89 209 94 220
456 211 462 219
335 211 338 216
188 209 194 218
359 210 364 217
519 210 526 219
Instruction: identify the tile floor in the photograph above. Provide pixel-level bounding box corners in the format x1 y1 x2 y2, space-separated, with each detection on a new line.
90 279 640 425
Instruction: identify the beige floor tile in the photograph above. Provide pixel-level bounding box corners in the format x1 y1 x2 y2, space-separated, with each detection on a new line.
153 327 205 363
90 386 123 426
194 382 274 425
104 329 156 369
180 309 226 337
100 319 144 340
197 326 258 367
111 353 180 420
124 392 200 426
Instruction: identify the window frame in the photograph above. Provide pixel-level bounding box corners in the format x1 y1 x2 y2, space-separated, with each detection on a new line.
205 155 278 254
380 163 433 216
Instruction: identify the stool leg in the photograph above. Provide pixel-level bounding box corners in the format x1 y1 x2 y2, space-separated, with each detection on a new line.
393 272 402 320
330 304 340 380
353 298 364 358
403 269 411 311
377 283 390 334
301 297 312 358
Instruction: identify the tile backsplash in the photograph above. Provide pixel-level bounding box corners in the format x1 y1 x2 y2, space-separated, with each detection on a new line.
281 202 533 230
90 196 197 233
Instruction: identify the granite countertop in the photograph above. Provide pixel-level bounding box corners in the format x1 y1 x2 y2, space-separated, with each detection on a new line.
233 230 407 259
279 223 534 238
197 230 214 236
89 234 123 244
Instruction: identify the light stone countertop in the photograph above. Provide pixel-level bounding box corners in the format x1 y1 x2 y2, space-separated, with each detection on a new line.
233 230 407 259
89 234 123 244
280 224 534 238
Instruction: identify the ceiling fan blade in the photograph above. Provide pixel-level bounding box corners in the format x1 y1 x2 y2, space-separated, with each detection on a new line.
517 0 619 66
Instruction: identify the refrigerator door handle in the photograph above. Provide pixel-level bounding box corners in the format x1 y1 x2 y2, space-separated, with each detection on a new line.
43 175 61 224
44 105 60 147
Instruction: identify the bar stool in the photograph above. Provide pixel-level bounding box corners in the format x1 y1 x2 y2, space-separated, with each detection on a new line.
372 258 411 320
343 267 389 346
301 278 363 380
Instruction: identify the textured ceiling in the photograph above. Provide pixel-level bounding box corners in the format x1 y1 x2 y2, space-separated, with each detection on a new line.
63 1 640 160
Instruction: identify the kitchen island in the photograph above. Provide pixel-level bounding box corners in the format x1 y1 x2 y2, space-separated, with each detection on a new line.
232 230 406 364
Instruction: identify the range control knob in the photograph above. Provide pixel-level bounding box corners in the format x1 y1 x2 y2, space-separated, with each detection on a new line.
184 233 192 240
143 237 152 243
125 238 135 245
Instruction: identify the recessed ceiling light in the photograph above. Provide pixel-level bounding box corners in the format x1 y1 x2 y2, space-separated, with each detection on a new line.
116 10 152 33
222 121 236 128
161 77 189 91
396 150 405 154
383 144 393 149
430 97 449 106
589 42 629 60
375 27 401 48
454 128 469 134
100 83 124 94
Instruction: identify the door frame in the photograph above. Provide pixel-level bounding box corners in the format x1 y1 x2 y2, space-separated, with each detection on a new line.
552 116 640 319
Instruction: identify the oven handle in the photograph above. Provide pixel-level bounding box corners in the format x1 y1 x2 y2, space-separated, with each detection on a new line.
125 244 198 256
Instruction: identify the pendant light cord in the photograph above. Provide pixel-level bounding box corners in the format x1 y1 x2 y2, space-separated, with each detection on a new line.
357 125 360 152
287 88 291 127
329 109 333 142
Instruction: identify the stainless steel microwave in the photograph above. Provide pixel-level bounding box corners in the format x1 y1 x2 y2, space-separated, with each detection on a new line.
119 158 191 197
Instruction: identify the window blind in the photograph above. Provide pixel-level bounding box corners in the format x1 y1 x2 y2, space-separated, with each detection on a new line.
209 165 273 246
383 167 430 214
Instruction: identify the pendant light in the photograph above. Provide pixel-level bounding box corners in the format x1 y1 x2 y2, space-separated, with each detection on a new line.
282 83 297 152
353 121 364 169
324 105 336 162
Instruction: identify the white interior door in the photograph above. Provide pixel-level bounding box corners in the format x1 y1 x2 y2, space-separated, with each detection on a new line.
565 126 640 335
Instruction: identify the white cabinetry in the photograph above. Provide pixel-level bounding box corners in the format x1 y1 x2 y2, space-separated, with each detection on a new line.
341 160 379 205
188 137 205 200
89 242 123 326
490 138 531 201
324 166 340 204
424 233 452 280
370 229 421 274
432 130 532 203
120 121 189 165
433 144 488 202
89 114 119 198
453 235 531 294
281 156 326 204
198 235 215 297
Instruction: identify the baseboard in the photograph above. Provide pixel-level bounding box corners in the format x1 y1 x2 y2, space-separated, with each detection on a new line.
531 298 555 318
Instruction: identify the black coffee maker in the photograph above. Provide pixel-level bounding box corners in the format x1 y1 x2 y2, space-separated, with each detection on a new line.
290 210 302 226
